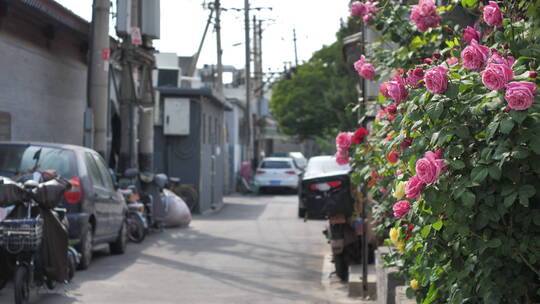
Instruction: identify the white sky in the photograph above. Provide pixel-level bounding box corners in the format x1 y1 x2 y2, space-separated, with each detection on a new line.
55 0 350 73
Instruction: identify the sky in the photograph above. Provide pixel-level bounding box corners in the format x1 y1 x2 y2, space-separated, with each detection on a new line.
55 0 350 73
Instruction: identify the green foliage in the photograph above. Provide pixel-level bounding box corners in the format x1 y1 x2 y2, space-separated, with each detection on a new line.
348 0 540 303
269 41 357 140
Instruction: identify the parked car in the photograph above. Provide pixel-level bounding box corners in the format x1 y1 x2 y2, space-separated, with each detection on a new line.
298 155 352 218
270 152 307 170
0 142 128 269
254 157 302 193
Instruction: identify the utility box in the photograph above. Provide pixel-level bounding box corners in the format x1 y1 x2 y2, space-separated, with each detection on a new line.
163 98 189 135
116 0 131 35
141 0 160 39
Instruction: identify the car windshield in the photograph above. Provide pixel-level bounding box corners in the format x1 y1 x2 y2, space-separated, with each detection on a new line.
260 160 291 169
0 145 77 179
305 157 350 175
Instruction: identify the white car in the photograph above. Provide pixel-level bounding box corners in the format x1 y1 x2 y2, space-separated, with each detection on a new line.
254 157 301 193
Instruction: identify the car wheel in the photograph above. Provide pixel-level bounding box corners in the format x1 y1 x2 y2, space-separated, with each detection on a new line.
77 224 93 270
110 219 127 255
298 207 306 218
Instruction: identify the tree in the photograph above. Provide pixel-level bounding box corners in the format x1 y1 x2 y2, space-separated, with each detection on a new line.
270 41 358 140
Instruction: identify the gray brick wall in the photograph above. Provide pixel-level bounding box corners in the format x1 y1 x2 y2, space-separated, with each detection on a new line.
0 31 86 145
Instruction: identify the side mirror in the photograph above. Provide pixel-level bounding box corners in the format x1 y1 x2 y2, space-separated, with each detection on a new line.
155 173 168 189
124 168 139 178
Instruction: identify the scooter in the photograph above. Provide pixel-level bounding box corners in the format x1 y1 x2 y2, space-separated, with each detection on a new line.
0 172 76 304
118 168 148 243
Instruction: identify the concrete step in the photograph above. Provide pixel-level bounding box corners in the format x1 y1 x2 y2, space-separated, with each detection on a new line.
348 264 377 299
395 286 416 304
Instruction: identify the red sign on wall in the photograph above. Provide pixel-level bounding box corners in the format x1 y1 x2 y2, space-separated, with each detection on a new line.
102 48 110 60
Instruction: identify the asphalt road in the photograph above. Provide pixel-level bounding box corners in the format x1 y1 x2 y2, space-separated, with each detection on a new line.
0 193 349 304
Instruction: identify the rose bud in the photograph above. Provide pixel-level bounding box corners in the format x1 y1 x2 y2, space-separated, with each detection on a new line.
423 58 433 64
505 105 511 112
503 43 509 49
530 71 538 78
432 52 442 59
444 27 454 35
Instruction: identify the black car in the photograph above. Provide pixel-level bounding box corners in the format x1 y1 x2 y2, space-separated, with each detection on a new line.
298 155 353 219
0 142 128 269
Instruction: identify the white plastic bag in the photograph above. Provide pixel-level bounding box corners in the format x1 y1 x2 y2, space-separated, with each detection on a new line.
162 189 191 227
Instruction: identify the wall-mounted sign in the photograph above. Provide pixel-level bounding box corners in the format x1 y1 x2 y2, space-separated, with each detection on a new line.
131 27 142 45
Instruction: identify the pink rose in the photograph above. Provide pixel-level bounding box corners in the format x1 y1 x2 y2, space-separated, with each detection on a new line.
360 63 376 80
424 66 449 94
354 55 376 80
363 2 378 23
406 68 425 88
481 63 514 91
350 1 366 17
393 200 411 219
401 138 413 151
489 53 515 67
445 57 459 66
336 132 353 150
335 149 350 165
461 39 490 71
483 1 503 27
380 188 388 194
505 81 537 111
415 151 445 184
463 26 481 45
530 71 538 78
405 175 425 200
410 0 441 32
380 82 391 98
387 76 408 102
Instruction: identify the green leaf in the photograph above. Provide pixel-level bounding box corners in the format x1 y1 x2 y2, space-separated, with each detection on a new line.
421 225 432 238
432 219 443 231
487 238 502 248
461 0 477 7
512 147 530 159
471 167 489 183
455 126 470 139
426 102 444 120
510 110 528 124
531 138 540 155
499 118 515 134
445 83 459 99
486 121 499 141
488 165 501 180
406 287 415 298
519 185 536 199
504 192 518 207
461 191 476 207
450 160 466 169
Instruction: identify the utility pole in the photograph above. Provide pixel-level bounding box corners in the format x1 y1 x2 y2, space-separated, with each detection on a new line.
215 0 224 96
293 27 299 66
88 0 110 158
244 0 252 162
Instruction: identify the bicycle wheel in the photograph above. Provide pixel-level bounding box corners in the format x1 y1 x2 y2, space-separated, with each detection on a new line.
14 265 30 304
171 185 199 213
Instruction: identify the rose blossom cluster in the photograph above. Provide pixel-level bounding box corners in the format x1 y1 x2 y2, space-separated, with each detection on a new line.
463 26 481 45
406 68 425 89
391 150 445 219
404 150 445 200
354 55 376 80
350 1 378 23
483 1 503 27
335 132 352 165
410 0 441 32
381 76 408 102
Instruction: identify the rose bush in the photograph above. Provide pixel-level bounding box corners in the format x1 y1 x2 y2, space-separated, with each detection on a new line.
346 0 540 302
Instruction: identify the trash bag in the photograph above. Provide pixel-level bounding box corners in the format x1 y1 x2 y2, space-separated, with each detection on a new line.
32 178 71 209
40 208 69 282
162 189 191 227
0 177 26 207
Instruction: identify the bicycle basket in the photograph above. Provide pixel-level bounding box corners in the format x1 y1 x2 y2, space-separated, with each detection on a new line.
0 217 43 254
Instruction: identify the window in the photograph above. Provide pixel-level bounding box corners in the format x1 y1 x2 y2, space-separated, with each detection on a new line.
260 161 292 169
0 145 76 178
91 153 114 190
84 153 105 188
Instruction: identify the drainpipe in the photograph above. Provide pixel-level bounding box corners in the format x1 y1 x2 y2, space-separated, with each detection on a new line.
88 0 110 158
138 66 155 172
